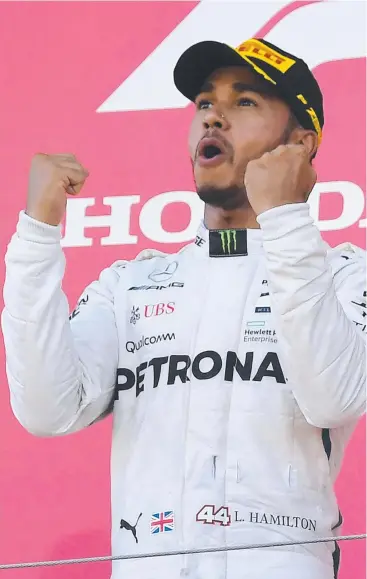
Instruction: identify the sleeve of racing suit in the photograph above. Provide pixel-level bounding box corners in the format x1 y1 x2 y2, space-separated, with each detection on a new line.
1 211 121 436
257 203 366 428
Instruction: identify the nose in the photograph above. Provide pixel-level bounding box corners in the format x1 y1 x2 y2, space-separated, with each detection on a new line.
202 108 229 130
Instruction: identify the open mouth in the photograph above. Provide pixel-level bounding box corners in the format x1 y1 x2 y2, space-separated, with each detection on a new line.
197 137 227 166
202 144 223 159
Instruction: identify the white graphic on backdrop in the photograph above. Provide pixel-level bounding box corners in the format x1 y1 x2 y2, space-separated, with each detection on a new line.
61 182 366 248
97 0 366 113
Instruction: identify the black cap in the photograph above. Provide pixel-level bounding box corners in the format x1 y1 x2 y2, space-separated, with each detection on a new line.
174 38 324 144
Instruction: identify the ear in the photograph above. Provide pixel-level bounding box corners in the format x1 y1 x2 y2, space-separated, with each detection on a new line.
289 127 318 161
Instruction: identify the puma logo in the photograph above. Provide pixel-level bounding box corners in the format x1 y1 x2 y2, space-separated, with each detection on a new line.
119 513 142 543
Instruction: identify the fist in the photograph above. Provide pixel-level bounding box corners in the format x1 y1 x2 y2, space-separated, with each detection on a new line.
244 144 317 216
26 153 89 226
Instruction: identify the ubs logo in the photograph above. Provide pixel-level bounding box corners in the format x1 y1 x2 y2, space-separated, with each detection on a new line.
145 302 175 317
130 303 175 325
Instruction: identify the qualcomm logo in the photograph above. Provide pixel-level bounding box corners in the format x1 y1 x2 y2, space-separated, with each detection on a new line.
97 0 366 114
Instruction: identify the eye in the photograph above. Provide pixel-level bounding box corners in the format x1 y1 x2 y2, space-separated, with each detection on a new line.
237 97 257 107
196 99 212 110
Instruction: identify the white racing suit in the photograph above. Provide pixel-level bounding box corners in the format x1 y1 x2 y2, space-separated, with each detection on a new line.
2 203 366 579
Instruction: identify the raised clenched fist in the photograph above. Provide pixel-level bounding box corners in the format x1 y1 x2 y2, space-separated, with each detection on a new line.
244 144 317 216
26 153 89 226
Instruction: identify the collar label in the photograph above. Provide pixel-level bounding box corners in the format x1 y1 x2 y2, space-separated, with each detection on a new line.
209 229 248 258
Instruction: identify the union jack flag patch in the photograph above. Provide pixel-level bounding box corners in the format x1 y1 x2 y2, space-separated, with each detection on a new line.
150 511 175 534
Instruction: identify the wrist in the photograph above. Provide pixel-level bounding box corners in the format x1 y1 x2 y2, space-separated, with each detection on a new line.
256 203 312 240
25 207 62 227
252 198 306 216
17 211 62 244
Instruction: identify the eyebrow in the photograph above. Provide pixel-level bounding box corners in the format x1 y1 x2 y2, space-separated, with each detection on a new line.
233 81 273 95
198 80 276 97
199 81 214 94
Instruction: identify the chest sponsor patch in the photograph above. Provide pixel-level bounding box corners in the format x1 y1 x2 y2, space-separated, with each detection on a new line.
126 333 175 353
114 350 286 400
128 282 184 291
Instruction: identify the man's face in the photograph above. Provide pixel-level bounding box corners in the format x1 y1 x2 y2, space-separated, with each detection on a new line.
189 66 294 209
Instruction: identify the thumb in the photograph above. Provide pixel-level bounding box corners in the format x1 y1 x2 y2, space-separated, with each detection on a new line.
66 178 86 196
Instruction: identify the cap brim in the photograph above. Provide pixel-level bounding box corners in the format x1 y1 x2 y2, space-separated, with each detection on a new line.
174 41 249 102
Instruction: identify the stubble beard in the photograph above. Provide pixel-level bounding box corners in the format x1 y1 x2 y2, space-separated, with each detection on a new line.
196 183 248 210
192 155 248 211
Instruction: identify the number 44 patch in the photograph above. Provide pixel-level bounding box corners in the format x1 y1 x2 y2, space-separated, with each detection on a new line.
196 505 231 527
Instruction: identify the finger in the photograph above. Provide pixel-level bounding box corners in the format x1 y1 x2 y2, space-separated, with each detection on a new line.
64 166 88 184
52 153 78 160
58 169 87 194
289 143 309 156
66 181 86 196
56 160 89 177
52 154 89 174
270 144 288 155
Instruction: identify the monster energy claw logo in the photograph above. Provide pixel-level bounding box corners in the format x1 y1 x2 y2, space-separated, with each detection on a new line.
220 230 237 254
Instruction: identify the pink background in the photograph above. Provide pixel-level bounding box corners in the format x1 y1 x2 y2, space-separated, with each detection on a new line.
0 2 365 577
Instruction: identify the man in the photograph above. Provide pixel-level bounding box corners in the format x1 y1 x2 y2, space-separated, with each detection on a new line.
2 37 366 579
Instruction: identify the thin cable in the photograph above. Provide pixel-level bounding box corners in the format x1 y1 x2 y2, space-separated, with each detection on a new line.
0 533 365 570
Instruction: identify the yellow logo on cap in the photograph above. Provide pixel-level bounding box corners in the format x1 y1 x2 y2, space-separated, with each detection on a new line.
297 94 322 145
236 39 296 74
239 53 277 86
231 37 323 145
